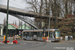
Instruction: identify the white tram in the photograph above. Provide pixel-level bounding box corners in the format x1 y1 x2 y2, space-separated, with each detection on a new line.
22 29 60 42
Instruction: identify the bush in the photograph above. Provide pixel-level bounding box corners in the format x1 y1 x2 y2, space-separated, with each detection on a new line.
72 33 75 38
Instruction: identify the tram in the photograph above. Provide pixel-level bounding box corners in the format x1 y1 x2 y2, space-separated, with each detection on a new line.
22 29 60 42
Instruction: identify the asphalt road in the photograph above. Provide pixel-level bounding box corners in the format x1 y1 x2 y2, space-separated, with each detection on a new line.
0 40 75 50
0 37 75 50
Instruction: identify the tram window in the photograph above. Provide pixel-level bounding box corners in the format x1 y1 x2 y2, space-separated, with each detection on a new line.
55 30 60 38
29 32 32 37
25 32 27 34
40 32 43 37
23 32 25 36
37 32 40 37
45 32 48 37
27 32 29 36
31 32 33 37
50 32 53 38
39 32 42 37
38 32 42 37
49 32 51 37
42 32 44 37
54 32 55 38
33 32 37 35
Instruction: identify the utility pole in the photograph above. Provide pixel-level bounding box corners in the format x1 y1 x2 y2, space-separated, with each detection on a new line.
21 22 22 29
54 0 57 29
48 16 50 38
74 0 75 15
5 0 9 43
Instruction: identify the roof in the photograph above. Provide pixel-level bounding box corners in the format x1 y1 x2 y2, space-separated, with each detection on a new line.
10 24 19 28
18 24 31 29
22 29 59 32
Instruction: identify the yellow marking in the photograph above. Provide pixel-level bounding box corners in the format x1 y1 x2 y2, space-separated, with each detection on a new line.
56 37 60 39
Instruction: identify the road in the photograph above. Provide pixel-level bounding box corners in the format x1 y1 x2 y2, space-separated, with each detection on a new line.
0 40 75 50
0 37 75 50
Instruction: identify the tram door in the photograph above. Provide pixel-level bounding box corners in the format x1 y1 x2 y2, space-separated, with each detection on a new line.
33 32 37 40
49 32 55 40
25 32 29 40
37 32 43 41
29 32 33 40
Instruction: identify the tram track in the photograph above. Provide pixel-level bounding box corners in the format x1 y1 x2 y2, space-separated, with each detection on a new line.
17 40 47 49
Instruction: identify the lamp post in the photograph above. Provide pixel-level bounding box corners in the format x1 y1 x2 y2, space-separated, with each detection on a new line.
5 0 9 43
48 16 50 37
44 8 50 38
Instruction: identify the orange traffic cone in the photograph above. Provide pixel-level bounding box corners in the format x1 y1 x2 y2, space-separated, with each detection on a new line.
47 36 48 42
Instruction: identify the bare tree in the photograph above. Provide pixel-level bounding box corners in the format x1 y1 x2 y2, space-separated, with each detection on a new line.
22 0 74 29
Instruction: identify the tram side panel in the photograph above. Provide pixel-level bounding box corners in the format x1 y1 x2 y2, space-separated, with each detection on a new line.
37 32 43 41
37 32 40 41
29 32 33 40
33 32 38 40
23 32 30 40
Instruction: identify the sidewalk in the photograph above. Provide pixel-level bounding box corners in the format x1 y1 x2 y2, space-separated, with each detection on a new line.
59 40 75 43
0 37 13 39
0 37 13 44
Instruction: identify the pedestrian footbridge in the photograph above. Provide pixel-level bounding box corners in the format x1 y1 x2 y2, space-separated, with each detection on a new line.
0 4 49 29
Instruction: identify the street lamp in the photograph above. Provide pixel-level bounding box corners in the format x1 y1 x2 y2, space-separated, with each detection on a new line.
44 8 50 38
48 16 50 37
5 0 9 43
45 8 50 37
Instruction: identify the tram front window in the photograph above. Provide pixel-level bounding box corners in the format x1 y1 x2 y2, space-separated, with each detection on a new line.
55 30 60 38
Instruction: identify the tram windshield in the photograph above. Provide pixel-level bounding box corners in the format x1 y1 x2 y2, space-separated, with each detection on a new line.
55 30 60 38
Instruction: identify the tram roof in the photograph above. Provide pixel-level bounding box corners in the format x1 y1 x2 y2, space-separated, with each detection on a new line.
22 29 59 32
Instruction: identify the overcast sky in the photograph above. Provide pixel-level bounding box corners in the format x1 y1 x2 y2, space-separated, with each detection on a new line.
0 0 30 25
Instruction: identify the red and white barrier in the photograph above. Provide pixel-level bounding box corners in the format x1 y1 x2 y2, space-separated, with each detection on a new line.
47 36 48 42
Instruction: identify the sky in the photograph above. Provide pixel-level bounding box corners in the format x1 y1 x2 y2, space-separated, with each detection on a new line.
0 0 31 25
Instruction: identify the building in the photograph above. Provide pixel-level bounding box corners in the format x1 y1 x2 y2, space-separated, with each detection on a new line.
2 24 19 36
1 23 31 36
18 24 31 29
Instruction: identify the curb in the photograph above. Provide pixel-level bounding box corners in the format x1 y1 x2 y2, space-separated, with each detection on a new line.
0 40 18 44
0 42 14 44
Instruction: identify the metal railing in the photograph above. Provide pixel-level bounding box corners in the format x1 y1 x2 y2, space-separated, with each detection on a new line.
11 14 38 29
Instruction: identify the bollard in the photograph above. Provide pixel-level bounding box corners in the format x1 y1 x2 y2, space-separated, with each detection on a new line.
3 35 6 41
